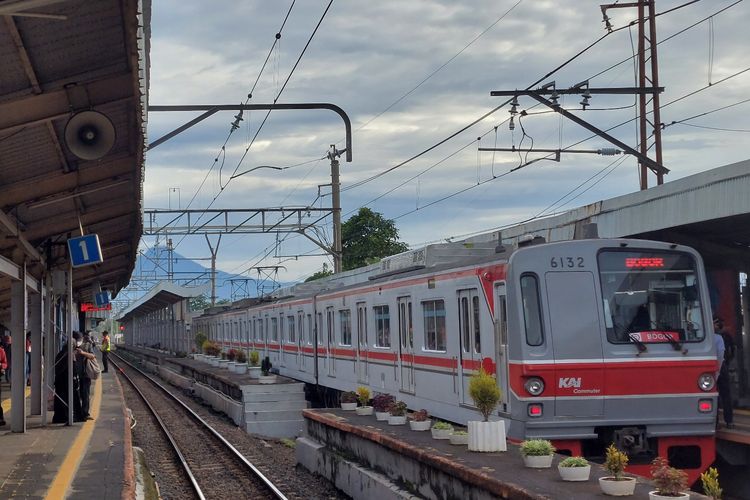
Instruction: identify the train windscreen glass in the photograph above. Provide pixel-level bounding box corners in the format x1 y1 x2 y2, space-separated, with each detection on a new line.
597 250 705 344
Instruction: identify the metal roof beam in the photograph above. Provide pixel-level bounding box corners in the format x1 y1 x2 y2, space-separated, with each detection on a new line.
24 205 134 241
0 210 43 264
3 16 41 94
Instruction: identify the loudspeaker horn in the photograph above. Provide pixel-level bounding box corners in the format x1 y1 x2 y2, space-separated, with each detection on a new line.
64 110 116 160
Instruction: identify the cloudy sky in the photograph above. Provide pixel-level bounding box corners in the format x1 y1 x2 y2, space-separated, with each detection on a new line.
142 0 749 286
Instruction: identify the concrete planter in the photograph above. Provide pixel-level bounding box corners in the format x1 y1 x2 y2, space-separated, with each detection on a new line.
449 433 469 445
649 492 689 500
227 362 238 372
218 360 231 369
248 366 261 379
209 357 220 367
431 427 452 440
259 374 277 384
355 406 373 416
522 454 554 468
234 363 247 375
468 420 507 452
340 402 357 411
388 415 407 425
375 411 390 421
558 464 591 481
598 477 637 496
409 420 431 431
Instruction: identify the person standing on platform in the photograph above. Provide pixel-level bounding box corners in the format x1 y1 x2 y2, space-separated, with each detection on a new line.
3 333 11 384
76 332 96 421
713 316 735 429
52 335 83 423
100 331 110 373
25 332 31 387
0 344 7 426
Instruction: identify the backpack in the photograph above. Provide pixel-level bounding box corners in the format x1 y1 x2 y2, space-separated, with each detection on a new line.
86 357 101 380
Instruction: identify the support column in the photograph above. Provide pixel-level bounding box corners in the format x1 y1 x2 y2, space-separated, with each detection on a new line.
10 263 27 433
29 290 42 415
66 266 74 426
43 280 54 425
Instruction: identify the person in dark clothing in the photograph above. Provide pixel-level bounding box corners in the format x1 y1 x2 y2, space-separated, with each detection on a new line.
52 337 83 423
0 345 7 426
714 316 735 428
76 332 96 421
2 333 11 383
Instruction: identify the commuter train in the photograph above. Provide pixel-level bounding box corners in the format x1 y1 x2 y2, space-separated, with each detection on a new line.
194 237 718 483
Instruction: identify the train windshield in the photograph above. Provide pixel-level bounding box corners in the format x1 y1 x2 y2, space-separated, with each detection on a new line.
597 250 706 344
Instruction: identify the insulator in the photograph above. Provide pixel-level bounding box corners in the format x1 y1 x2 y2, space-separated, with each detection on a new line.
509 116 515 131
598 148 621 156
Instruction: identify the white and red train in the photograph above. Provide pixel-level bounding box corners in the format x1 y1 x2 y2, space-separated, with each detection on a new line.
193 237 718 482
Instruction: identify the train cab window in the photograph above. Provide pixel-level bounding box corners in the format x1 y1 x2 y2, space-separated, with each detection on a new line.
520 274 544 346
423 299 446 352
288 316 296 344
598 250 706 343
374 305 391 348
339 310 352 346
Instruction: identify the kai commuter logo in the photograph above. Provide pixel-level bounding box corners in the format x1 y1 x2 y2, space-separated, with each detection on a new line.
559 377 582 389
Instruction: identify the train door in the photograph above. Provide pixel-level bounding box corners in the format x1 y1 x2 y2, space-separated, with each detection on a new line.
356 302 369 383
326 307 335 376
457 289 482 406
545 272 604 417
397 296 415 393
494 283 510 413
297 311 304 370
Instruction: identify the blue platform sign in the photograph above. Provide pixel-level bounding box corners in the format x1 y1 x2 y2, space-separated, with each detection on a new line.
67 234 103 268
94 291 110 308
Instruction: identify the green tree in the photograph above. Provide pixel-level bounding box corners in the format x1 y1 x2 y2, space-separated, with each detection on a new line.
305 263 334 282
189 294 210 311
341 208 409 271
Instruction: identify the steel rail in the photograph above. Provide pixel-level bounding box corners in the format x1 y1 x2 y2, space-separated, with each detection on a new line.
111 353 288 500
110 356 205 499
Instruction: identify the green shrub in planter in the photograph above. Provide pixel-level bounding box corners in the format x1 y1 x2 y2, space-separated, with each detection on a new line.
468 367 501 421
520 439 555 456
341 391 358 404
356 386 371 406
700 467 722 500
651 456 688 496
604 444 629 480
433 421 454 431
235 350 247 364
560 456 589 467
249 351 260 366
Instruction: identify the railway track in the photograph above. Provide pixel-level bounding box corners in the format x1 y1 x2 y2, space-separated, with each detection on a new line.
111 353 288 500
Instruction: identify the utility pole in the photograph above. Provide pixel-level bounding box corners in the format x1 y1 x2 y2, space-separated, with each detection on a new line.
601 0 663 189
166 238 174 282
327 145 345 273
205 234 221 306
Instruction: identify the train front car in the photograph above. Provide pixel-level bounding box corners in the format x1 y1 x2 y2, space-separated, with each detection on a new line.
506 238 717 484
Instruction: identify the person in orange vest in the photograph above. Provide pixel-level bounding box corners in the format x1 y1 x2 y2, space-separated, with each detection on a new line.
100 331 111 373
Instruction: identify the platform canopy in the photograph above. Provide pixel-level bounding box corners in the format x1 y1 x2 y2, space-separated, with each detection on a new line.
0 0 149 319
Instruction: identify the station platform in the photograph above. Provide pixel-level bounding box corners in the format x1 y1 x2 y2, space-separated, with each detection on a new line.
0 372 134 499
297 408 711 500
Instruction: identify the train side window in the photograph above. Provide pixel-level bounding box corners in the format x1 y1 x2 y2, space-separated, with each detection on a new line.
422 299 446 352
339 309 352 346
271 317 278 342
460 297 470 353
307 314 313 345
374 305 391 348
288 316 295 344
473 295 481 353
520 274 544 346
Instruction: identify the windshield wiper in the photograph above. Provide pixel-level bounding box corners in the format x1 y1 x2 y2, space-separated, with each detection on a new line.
628 334 648 355
663 333 688 354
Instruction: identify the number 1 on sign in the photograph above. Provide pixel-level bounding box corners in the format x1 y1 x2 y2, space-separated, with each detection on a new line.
79 240 89 261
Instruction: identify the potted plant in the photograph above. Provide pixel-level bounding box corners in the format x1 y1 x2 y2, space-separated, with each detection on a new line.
409 409 431 431
558 456 591 482
387 400 408 425
340 391 358 410
234 350 247 374
700 467 722 500
202 340 221 366
449 429 469 446
248 351 261 379
431 421 453 440
259 356 276 384
467 367 506 452
226 348 238 372
355 386 373 415
372 393 395 421
649 457 689 499
599 444 636 496
520 439 555 468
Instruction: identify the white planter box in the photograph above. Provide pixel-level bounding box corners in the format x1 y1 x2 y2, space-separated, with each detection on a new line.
340 402 357 411
248 366 261 379
388 415 407 425
558 464 591 481
431 427 453 440
468 420 507 452
599 477 637 496
449 433 469 445
375 411 390 421
234 364 247 375
258 374 277 384
227 362 238 372
649 492 689 500
218 360 231 369
209 357 220 367
523 454 554 468
355 406 373 416
409 420 431 431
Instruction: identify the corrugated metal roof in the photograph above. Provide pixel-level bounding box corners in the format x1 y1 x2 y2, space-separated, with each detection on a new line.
118 282 209 322
0 0 151 321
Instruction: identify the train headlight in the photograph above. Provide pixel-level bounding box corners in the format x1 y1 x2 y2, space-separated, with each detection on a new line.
524 377 545 396
698 373 715 392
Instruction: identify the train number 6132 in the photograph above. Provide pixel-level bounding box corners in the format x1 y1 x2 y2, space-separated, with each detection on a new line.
550 256 585 268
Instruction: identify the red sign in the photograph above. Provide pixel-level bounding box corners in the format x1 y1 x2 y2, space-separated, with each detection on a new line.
629 331 680 343
80 302 112 312
625 257 664 268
